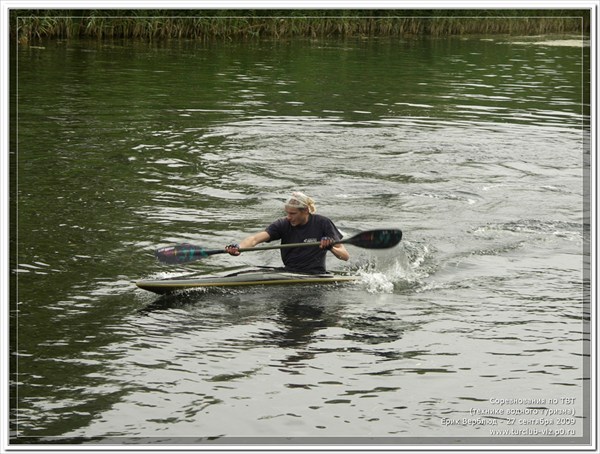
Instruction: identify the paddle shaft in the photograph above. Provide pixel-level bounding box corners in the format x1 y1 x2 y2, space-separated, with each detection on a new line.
206 232 397 255
156 229 402 264
237 240 336 253
198 240 342 257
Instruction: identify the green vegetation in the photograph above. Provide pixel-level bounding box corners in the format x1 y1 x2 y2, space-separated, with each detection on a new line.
12 9 590 43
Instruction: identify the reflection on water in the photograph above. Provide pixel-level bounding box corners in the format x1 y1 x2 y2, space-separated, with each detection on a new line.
12 34 589 444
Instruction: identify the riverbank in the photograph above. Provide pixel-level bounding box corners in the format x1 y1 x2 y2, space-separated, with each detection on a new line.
13 9 590 43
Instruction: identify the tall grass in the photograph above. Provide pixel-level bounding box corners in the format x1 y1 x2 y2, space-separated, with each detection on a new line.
12 10 590 44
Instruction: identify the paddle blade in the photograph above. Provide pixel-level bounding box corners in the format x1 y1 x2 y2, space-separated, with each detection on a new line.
156 243 219 264
346 229 402 249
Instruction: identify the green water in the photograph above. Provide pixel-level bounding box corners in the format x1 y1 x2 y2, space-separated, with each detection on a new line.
10 35 590 446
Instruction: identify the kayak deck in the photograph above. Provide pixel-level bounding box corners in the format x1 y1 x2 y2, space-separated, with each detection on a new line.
135 268 357 294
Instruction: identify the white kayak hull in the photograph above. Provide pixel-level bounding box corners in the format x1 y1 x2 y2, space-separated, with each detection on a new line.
136 268 357 294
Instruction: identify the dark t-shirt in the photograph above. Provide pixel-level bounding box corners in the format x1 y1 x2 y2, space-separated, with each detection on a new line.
265 214 343 274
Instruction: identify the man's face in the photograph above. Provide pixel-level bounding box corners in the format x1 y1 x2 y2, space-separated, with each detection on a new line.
285 208 309 227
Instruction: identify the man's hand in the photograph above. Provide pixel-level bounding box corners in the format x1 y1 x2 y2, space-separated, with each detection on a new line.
320 237 336 250
225 243 240 256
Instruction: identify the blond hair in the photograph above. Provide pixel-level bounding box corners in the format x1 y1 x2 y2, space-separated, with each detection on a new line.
285 191 316 214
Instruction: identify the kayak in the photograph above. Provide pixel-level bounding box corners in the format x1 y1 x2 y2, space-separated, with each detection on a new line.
135 268 357 294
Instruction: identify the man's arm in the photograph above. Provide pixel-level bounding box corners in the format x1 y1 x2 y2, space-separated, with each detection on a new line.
320 237 350 261
226 231 271 255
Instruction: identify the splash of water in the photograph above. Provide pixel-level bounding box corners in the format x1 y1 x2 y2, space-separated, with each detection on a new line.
353 241 434 294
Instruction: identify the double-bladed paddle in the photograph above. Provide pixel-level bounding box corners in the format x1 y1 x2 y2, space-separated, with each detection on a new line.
156 228 402 264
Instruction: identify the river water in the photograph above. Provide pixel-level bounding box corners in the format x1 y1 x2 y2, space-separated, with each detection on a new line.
10 34 591 448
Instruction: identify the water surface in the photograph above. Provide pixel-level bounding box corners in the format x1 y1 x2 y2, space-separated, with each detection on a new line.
11 35 590 446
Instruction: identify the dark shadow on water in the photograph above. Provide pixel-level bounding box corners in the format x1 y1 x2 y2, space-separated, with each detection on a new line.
137 289 211 314
137 284 346 350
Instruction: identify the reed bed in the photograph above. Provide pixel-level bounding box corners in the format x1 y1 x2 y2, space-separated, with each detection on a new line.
13 10 590 44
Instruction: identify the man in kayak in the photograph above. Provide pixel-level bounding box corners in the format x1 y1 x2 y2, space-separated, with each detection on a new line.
226 191 350 274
